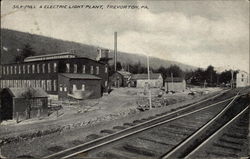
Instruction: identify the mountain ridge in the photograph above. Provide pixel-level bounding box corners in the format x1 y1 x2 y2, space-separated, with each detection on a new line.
1 29 196 71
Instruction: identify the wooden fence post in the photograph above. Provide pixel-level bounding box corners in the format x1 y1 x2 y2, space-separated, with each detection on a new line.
16 112 19 123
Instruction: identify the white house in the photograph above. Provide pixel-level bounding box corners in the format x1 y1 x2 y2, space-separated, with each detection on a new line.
131 73 163 88
236 71 249 87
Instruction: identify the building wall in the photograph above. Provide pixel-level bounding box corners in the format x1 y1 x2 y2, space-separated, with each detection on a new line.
136 78 163 88
236 71 249 87
0 57 109 95
58 75 101 100
13 98 48 121
165 81 186 92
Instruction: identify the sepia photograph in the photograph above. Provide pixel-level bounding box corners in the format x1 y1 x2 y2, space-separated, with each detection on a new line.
0 0 249 158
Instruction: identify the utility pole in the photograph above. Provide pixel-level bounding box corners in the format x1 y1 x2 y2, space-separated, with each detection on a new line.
171 72 174 91
231 70 234 89
147 55 152 109
114 32 117 72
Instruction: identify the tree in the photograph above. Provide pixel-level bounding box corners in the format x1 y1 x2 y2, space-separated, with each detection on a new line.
15 43 36 62
21 88 35 119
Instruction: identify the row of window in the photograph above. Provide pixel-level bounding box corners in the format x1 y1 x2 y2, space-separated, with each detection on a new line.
2 63 57 75
1 63 108 75
65 63 108 75
0 80 57 92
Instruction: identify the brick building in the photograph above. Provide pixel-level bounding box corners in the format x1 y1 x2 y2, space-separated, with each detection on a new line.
0 52 109 99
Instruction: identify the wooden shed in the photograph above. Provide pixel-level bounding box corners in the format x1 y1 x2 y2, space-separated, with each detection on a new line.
165 77 186 92
110 71 132 87
0 87 48 121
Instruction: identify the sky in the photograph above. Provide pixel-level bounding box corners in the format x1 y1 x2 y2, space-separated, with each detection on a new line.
1 0 249 73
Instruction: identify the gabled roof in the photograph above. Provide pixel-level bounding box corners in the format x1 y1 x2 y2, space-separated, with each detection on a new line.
117 71 131 77
131 73 162 80
165 77 184 82
4 87 48 98
60 73 101 80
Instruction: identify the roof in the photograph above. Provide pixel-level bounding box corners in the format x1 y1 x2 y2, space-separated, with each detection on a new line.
131 73 162 80
117 71 131 77
165 77 184 82
3 87 48 98
60 73 101 80
24 52 76 60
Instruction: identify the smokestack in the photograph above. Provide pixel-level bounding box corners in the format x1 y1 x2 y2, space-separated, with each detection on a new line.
114 32 117 72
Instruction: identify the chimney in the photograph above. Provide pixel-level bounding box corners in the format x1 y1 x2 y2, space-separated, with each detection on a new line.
96 48 102 61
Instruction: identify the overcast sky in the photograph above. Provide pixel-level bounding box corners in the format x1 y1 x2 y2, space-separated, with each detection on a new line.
1 0 249 72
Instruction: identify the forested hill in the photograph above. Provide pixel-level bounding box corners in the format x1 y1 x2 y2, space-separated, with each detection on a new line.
1 29 196 71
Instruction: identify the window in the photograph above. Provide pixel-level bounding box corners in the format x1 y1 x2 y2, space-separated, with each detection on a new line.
96 66 99 75
73 84 77 91
74 64 77 73
82 84 85 91
6 66 9 75
242 79 244 82
64 87 67 92
32 64 35 73
41 80 46 90
66 63 70 73
3 67 5 75
14 66 17 74
27 65 30 74
42 64 45 73
53 80 57 91
48 63 51 73
59 85 63 91
82 65 86 73
10 66 13 74
242 74 244 78
37 64 40 73
105 66 108 73
47 80 52 91
18 66 21 74
90 66 94 74
23 65 26 74
53 63 57 73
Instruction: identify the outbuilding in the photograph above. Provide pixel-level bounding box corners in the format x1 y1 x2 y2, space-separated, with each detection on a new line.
236 71 249 87
110 70 132 87
131 73 163 88
165 77 186 92
0 87 48 121
58 73 102 100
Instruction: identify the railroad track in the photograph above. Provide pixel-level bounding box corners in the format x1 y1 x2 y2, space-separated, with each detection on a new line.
43 89 249 159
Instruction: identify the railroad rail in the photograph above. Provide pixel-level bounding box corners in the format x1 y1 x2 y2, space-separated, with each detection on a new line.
44 89 249 159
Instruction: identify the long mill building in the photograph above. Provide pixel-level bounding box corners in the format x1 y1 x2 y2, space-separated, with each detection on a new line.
0 50 110 100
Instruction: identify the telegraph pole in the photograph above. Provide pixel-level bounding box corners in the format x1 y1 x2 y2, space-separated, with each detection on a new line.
147 55 152 109
114 32 117 72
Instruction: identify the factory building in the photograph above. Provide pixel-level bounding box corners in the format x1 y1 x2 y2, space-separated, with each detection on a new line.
0 51 110 100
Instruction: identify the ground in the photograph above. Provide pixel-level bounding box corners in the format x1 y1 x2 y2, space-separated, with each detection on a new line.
0 87 222 158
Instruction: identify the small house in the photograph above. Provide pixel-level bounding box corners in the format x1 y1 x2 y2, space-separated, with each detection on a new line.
110 70 132 87
0 87 48 121
236 71 249 87
131 73 163 88
165 77 186 92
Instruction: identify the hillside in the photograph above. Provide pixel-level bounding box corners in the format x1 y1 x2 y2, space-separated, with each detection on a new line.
1 29 196 71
